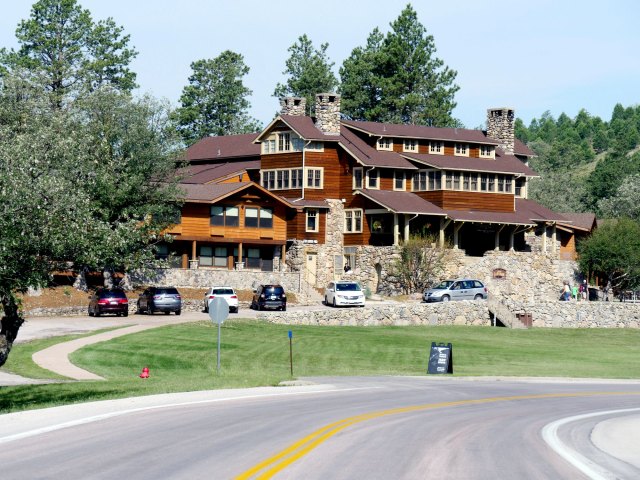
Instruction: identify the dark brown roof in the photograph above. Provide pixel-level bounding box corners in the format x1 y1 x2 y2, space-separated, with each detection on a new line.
180 160 260 184
355 189 445 215
255 115 339 142
444 208 536 226
401 149 538 177
557 212 597 232
179 182 294 208
339 128 417 170
515 198 570 223
289 198 331 209
342 120 499 145
514 139 535 157
186 133 261 161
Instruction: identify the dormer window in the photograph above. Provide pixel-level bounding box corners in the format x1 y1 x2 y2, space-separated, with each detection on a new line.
454 143 468 157
377 138 393 151
261 131 303 154
429 141 443 154
278 132 291 151
479 145 495 158
403 139 417 152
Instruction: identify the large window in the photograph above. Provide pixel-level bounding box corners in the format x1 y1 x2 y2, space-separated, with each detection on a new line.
479 145 494 158
278 132 291 152
262 168 303 190
210 205 238 227
245 206 273 229
445 171 461 190
394 170 405 190
261 131 304 154
429 141 443 154
455 143 468 156
367 169 379 189
344 209 362 233
306 209 319 232
412 170 442 191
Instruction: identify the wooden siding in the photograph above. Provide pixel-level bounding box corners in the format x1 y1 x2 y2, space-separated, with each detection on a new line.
260 153 303 170
286 210 326 243
220 172 251 183
304 146 341 200
417 190 515 212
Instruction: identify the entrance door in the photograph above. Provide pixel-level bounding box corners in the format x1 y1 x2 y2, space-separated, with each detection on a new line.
306 252 318 286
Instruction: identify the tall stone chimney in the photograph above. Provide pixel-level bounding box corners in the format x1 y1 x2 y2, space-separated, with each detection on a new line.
315 93 341 135
486 107 515 155
280 97 306 116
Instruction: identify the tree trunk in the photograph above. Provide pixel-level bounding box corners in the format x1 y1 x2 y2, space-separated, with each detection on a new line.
0 295 25 367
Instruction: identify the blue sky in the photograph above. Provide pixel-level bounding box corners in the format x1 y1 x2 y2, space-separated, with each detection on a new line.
2 0 639 129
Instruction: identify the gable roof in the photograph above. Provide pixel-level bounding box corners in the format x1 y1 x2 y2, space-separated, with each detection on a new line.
339 128 417 169
557 212 597 232
179 181 293 208
515 198 570 223
355 189 445 215
186 133 261 161
444 208 536 226
401 149 538 177
255 115 339 143
180 160 260 184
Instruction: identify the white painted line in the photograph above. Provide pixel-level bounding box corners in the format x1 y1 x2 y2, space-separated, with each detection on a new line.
541 407 640 480
0 386 376 445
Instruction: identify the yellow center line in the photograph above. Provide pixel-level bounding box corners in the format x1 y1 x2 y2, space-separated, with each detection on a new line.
235 391 640 479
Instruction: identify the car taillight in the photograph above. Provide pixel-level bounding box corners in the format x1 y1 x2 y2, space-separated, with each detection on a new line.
119 298 128 304
230 295 237 299
484 288 488 292
208 295 215 299
176 295 181 299
153 295 161 299
97 299 109 305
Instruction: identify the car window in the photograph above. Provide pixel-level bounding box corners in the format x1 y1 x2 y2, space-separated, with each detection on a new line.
212 288 234 295
264 286 284 294
462 281 473 289
451 282 460 290
473 281 484 288
99 289 126 299
336 283 360 292
434 281 453 289
157 287 179 295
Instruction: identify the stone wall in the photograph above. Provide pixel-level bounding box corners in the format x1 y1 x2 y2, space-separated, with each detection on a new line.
486 107 515 154
315 93 341 135
257 302 490 327
131 269 302 293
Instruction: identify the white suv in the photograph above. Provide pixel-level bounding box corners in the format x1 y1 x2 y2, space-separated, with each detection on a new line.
325 281 365 307
204 286 239 313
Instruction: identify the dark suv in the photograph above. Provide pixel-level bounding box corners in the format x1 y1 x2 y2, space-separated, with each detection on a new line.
137 286 182 315
251 284 286 311
88 288 129 317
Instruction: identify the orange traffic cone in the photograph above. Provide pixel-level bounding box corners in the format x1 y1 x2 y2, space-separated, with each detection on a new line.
139 367 150 379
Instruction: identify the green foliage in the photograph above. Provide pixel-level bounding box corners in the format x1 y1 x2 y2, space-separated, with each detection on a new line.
339 4 459 126
597 174 640 222
5 321 640 412
173 51 262 145
0 0 137 107
273 34 338 116
577 218 640 294
393 234 450 293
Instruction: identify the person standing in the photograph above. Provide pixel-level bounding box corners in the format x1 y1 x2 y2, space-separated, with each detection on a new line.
580 279 588 301
561 281 571 301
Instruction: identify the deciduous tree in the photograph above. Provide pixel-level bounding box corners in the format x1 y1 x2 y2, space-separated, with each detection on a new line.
393 234 451 294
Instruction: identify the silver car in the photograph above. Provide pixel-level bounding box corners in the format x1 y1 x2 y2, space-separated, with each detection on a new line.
423 279 487 303
137 286 182 315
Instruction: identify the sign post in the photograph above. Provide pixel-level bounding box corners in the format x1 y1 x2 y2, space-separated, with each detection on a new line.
288 330 293 376
208 297 229 373
427 342 453 374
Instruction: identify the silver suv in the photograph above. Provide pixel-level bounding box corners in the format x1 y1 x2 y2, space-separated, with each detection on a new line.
423 279 487 303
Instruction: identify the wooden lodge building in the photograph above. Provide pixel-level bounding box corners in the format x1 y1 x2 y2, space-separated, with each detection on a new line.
161 94 592 283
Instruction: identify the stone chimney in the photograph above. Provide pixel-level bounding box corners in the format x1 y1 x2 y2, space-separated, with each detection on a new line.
280 97 306 116
315 93 341 135
486 107 515 155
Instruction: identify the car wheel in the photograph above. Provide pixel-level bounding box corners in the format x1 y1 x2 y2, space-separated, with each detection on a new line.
232 307 238 313
165 311 170 315
324 296 328 306
88 307 94 317
204 304 209 313
332 298 337 308
442 295 450 302
123 311 129 317
257 303 263 311
176 310 181 316
282 305 287 312
474 294 483 300
95 309 101 317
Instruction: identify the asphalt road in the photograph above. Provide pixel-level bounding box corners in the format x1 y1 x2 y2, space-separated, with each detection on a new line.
2 376 640 479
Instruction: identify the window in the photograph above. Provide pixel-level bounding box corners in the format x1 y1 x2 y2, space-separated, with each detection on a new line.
497 175 505 192
367 169 379 189
515 178 526 197
344 209 362 233
210 205 238 226
245 207 272 228
403 139 417 152
259 207 273 228
262 168 302 190
394 170 405 190
479 145 494 158
463 173 470 190
470 173 478 191
306 167 323 188
445 171 460 190
480 174 488 191
213 247 227 267
452 171 461 190
455 143 468 156
412 170 441 191
353 167 363 189
505 176 512 193
199 246 213 266
292 138 304 152
306 141 324 151
278 132 291 152
488 174 495 192
370 216 386 234
306 209 319 232
429 141 443 154
377 138 393 151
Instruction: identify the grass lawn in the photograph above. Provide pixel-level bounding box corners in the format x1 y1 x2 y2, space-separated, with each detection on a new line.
2 320 640 413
